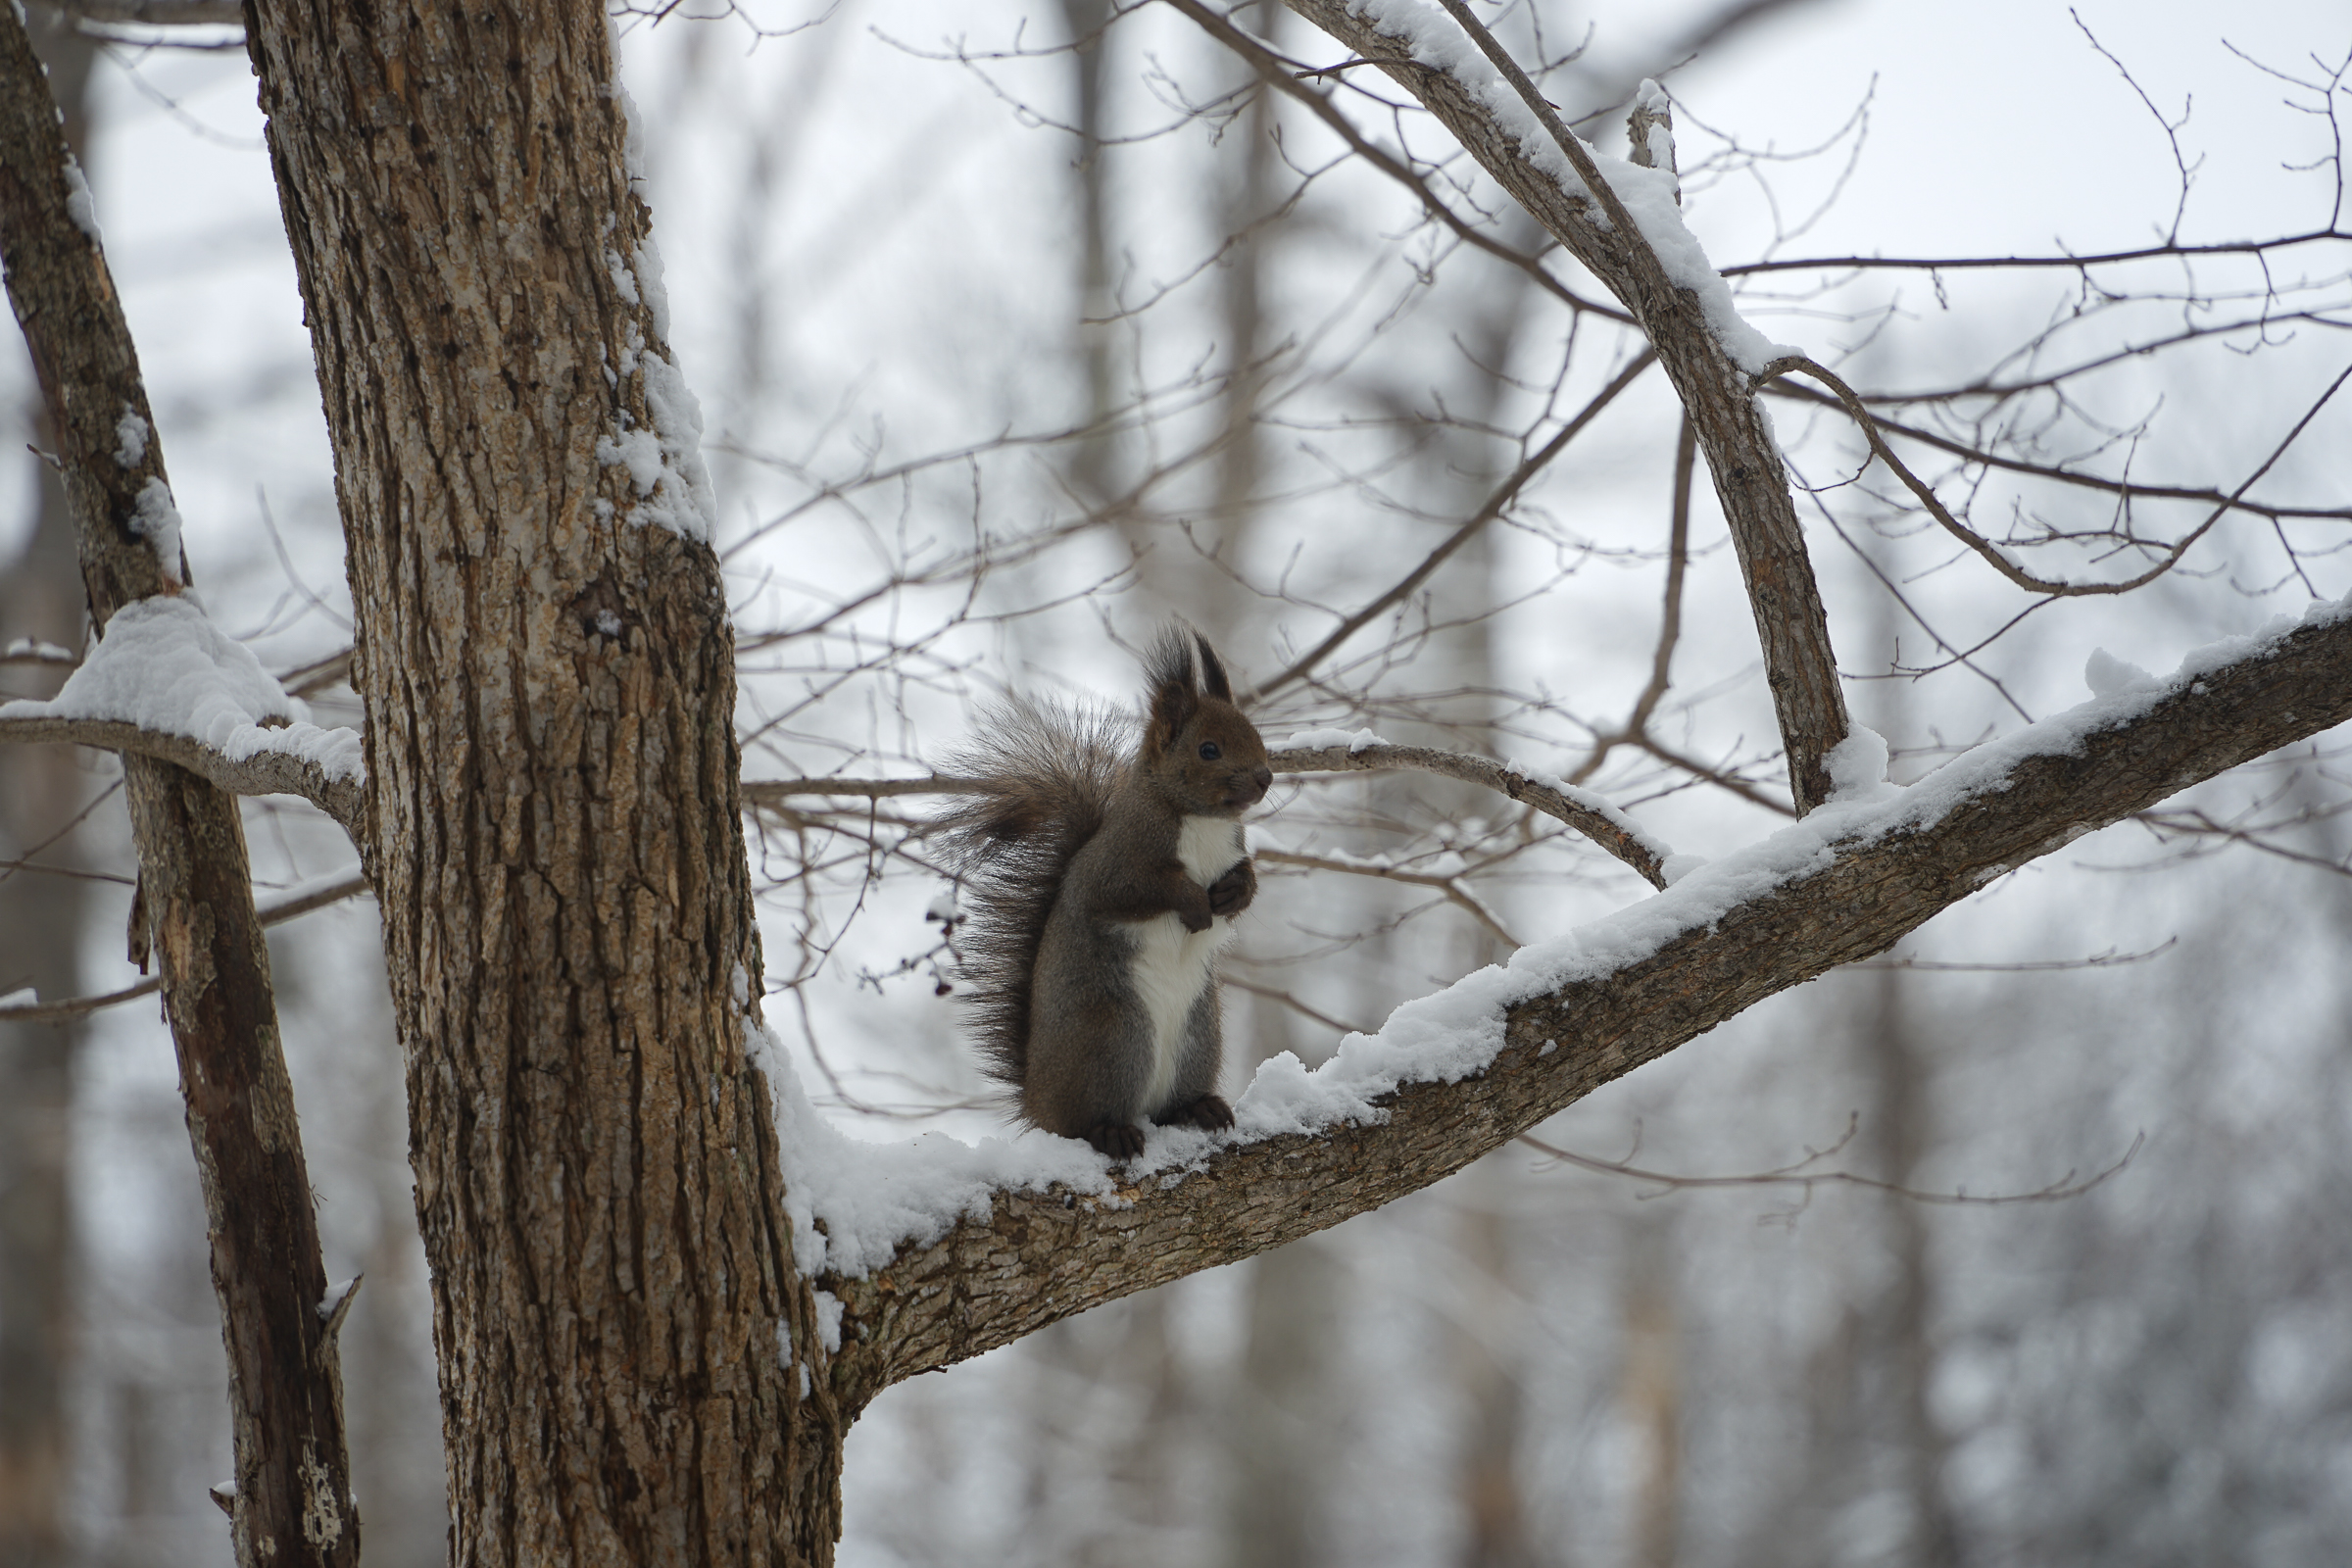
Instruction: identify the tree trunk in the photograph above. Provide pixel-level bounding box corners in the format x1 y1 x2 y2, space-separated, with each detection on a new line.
239 0 844 1557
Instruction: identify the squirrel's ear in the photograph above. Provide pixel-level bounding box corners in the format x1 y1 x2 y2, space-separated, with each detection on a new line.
1194 634 1234 702
1142 627 1202 755
1144 669 1200 757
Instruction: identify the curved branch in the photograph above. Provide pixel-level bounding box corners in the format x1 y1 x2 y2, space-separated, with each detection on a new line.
1764 354 2352 597
741 741 1672 887
0 711 363 840
1269 740 1670 887
827 603 2352 1392
1761 375 2352 523
1276 0 1852 810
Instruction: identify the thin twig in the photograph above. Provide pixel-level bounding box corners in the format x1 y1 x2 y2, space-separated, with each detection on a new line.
1518 1127 2144 1205
1760 354 2352 596
1250 350 1657 707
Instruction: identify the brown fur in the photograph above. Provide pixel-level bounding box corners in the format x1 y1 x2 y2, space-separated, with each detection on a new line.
936 630 1272 1157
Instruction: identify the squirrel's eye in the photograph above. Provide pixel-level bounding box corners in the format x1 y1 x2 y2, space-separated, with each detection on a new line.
1199 741 1222 760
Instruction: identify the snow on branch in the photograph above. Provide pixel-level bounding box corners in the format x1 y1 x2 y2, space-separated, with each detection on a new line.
791 594 2352 1390
0 597 364 839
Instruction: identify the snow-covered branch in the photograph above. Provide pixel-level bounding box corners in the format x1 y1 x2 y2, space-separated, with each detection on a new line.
0 597 365 841
806 596 2352 1393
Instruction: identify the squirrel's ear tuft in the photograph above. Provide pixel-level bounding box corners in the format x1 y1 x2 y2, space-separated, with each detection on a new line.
1142 625 1201 755
1194 633 1234 702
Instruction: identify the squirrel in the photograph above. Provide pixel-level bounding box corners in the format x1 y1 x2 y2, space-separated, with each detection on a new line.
939 628 1274 1160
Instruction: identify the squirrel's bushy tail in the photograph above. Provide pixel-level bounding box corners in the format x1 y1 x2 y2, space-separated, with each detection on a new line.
935 698 1129 1089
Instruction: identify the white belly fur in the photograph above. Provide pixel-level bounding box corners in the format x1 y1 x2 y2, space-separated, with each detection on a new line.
1127 815 1244 1115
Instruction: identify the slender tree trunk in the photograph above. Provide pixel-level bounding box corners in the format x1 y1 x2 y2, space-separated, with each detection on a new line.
239 0 845 1556
0 19 97 1556
0 8 362 1561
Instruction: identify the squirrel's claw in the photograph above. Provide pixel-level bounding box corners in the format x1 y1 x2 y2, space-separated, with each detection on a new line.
1087 1121 1148 1161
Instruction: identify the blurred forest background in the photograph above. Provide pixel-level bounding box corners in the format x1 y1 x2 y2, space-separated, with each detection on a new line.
3 0 2349 1564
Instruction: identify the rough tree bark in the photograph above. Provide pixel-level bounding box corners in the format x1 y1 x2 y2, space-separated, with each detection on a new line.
0 11 360 1567
237 0 841 1559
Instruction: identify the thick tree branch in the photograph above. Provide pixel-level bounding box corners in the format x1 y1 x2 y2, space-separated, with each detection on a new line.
829 603 2352 1391
1271 0 1851 811
0 11 359 1564
0 712 364 838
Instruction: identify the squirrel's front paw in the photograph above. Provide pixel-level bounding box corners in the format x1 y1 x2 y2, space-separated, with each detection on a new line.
1205 859 1256 918
1086 1122 1147 1161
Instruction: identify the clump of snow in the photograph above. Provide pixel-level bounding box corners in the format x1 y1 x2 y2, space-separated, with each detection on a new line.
62 155 100 243
1278 727 1390 753
0 597 365 784
1659 852 1708 886
748 1016 1115 1283
753 597 2351 1282
2084 648 2157 698
1630 78 1677 187
128 477 183 584
316 1278 359 1320
592 256 717 543
809 1290 845 1353
114 408 149 468
1824 725 1896 804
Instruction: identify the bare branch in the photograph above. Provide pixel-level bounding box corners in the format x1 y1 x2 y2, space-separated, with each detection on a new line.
1249 349 1657 707
1255 845 1523 948
29 0 243 25
0 871 372 1023
1269 740 1670 887
743 741 1672 888
1279 0 1853 810
1722 229 2352 275
1516 1127 2143 1206
1165 0 1635 327
1763 353 2352 597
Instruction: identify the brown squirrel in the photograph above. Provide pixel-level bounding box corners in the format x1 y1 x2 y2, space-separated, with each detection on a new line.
940 629 1273 1160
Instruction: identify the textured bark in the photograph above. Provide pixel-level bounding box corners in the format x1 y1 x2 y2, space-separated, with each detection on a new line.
0 9 360 1566
239 0 837 1559
1273 0 1851 812
830 604 2352 1386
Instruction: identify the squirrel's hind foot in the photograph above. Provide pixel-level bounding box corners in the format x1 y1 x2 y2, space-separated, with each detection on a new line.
1086 1122 1148 1161
1155 1094 1234 1132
